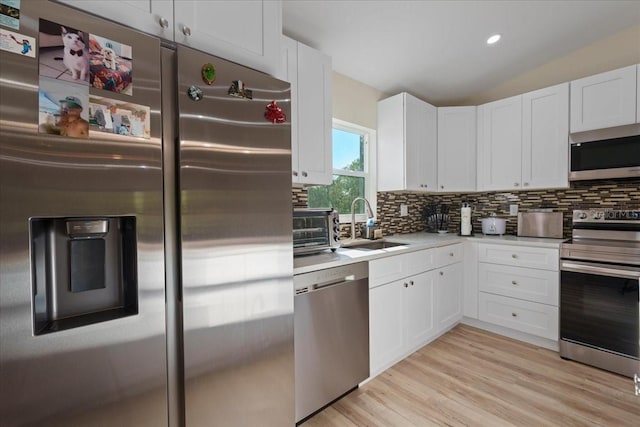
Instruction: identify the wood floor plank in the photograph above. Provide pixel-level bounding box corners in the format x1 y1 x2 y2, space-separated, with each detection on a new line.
301 325 640 426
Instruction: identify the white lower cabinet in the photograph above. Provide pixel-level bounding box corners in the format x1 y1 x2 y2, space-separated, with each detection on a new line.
369 244 462 376
474 242 560 342
478 293 558 341
370 279 406 371
405 272 437 348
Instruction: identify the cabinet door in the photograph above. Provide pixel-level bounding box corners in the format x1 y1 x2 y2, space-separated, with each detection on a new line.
570 65 637 132
522 83 569 190
436 263 463 332
377 94 406 191
174 0 281 76
295 42 333 185
477 95 523 191
437 106 476 192
280 37 299 181
405 94 437 191
405 272 436 347
59 0 174 39
370 280 405 375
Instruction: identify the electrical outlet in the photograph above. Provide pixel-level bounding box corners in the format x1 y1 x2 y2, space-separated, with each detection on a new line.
510 204 519 216
400 204 408 217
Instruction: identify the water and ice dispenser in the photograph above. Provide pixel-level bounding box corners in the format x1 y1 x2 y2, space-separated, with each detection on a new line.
30 217 138 335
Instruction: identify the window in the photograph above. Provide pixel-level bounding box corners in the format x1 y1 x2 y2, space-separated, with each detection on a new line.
308 119 376 223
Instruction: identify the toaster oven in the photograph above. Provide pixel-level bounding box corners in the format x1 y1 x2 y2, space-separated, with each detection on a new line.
293 208 340 256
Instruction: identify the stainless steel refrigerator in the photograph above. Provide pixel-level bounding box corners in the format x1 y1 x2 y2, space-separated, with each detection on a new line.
0 2 294 426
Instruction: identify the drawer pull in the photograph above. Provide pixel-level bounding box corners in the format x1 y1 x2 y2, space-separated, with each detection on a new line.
511 280 518 285
511 254 518 259
449 252 454 257
511 312 518 317
439 271 444 276
404 283 408 288
410 280 414 286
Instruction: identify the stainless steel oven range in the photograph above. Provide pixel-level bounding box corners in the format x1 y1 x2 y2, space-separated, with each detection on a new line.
560 209 640 378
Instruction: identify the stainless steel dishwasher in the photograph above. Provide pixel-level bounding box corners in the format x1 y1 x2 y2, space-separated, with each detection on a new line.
294 261 369 423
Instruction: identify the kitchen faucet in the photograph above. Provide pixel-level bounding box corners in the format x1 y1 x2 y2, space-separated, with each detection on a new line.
350 197 374 240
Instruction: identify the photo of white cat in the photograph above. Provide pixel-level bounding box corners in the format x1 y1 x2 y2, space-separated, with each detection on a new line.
38 19 89 86
61 26 89 81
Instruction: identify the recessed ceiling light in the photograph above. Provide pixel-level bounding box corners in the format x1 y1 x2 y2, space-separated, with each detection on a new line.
486 34 501 45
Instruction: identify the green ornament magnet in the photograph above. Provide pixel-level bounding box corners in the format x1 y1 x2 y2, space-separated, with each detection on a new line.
201 63 216 85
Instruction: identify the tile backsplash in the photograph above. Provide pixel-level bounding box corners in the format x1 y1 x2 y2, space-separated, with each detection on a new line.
293 178 640 238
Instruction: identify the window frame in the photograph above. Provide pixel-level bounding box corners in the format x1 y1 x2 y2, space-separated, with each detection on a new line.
331 119 377 224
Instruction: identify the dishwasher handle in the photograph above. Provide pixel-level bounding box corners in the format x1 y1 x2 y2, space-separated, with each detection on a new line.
294 262 368 294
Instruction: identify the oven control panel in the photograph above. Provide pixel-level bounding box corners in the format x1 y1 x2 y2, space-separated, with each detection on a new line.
573 209 640 222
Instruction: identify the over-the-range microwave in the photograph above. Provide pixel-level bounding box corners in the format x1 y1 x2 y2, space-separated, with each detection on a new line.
570 134 640 181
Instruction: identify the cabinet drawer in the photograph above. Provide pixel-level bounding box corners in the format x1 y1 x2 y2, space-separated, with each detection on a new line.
478 263 559 306
370 255 405 288
434 243 463 267
478 292 558 340
478 243 559 271
405 248 435 277
370 248 435 288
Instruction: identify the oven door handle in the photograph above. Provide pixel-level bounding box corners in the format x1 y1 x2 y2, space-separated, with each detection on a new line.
561 260 640 280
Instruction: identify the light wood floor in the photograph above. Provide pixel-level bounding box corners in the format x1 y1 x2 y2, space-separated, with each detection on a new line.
304 324 640 426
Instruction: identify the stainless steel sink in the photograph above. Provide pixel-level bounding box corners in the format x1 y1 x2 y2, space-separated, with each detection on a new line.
341 240 408 251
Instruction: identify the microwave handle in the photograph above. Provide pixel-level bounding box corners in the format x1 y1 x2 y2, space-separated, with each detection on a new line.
561 260 640 280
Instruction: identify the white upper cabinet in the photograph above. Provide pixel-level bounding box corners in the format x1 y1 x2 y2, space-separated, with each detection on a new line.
477 95 523 191
521 83 569 189
60 0 282 76
477 84 570 192
570 65 637 133
59 1 175 39
174 1 281 76
281 37 332 185
378 93 437 191
437 106 476 192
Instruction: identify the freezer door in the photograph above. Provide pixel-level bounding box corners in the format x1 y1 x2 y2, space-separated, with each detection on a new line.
0 2 167 426
176 45 294 426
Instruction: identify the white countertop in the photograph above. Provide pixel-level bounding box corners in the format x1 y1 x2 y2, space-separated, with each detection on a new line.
293 232 566 275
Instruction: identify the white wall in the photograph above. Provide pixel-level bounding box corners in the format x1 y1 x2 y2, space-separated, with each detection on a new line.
331 25 640 120
332 72 387 129
461 25 640 105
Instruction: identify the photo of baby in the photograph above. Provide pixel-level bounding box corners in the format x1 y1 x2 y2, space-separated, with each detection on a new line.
89 34 133 95
39 19 89 85
39 76 89 138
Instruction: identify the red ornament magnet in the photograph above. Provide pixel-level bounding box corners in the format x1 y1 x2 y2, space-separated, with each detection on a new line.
264 101 286 124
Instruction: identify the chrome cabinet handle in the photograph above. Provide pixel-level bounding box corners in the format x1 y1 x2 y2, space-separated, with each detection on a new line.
512 254 518 259
524 182 529 187
159 17 169 28
439 271 444 276
404 283 408 288
514 182 520 187
182 26 192 36
292 171 298 177
512 312 518 317
410 280 414 286
511 280 518 285
449 252 454 257
301 171 308 177
441 185 444 189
